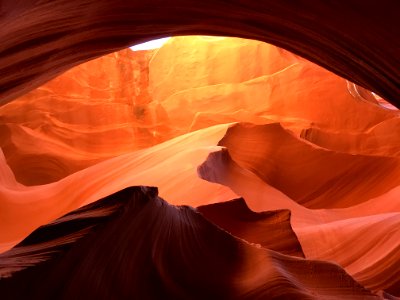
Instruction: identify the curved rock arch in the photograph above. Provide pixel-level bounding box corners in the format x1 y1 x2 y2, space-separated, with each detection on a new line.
0 0 399 106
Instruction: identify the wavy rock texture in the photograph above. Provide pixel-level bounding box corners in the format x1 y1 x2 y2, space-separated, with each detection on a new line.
198 134 400 295
0 0 399 106
197 199 305 258
0 35 399 299
1 36 397 186
300 117 400 157
0 123 237 252
0 48 159 185
217 122 400 208
0 187 381 299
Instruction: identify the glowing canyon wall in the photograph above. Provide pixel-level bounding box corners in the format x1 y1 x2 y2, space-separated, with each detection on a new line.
0 1 400 297
0 35 399 299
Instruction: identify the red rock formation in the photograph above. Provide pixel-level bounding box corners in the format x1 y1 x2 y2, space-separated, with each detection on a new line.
0 49 162 185
198 132 400 295
0 187 383 299
0 122 237 252
217 123 400 208
197 199 305 257
0 31 399 299
0 0 399 106
1 37 397 186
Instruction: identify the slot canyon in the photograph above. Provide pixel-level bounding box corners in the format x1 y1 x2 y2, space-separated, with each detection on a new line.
0 1 399 299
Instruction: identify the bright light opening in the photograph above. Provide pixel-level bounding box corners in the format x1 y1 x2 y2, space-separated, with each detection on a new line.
130 37 171 51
